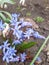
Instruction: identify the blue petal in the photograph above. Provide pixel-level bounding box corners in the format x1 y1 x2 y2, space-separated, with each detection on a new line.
20 52 26 62
21 22 32 27
12 40 21 45
0 46 2 49
33 32 45 39
36 57 42 62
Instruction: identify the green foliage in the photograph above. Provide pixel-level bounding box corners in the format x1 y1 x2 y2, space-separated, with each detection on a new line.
16 41 36 52
4 18 11 23
0 12 6 21
0 11 12 19
34 16 44 22
0 0 15 5
0 11 12 23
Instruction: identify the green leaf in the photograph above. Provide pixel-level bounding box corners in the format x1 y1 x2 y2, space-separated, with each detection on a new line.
34 16 44 22
16 41 36 52
0 11 12 19
0 13 6 21
0 11 12 23
4 18 10 23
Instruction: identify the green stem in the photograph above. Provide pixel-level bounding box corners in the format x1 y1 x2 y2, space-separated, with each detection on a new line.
30 35 49 65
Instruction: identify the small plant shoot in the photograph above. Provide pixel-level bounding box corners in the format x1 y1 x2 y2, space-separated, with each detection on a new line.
34 16 44 22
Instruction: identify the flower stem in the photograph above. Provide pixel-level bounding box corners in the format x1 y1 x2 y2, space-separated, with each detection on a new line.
30 35 49 65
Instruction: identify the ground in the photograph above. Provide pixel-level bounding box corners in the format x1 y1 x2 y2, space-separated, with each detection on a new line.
0 0 49 65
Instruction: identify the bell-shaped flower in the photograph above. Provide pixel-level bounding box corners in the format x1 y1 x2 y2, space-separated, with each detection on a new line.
0 40 10 54
32 31 45 39
21 22 32 27
20 52 26 62
0 20 5 31
12 40 21 45
9 56 20 62
3 46 17 63
24 28 34 39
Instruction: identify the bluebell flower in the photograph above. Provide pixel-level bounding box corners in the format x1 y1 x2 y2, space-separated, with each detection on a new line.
36 57 42 64
10 18 17 25
12 40 21 45
0 45 2 49
10 13 21 26
10 19 22 27
12 27 24 39
9 56 20 62
3 46 17 63
10 13 45 40
12 13 20 18
3 50 13 63
32 31 45 39
11 13 20 21
0 40 10 54
24 28 34 39
20 52 26 62
11 25 25 40
36 57 42 61
7 46 17 56
11 20 25 40
19 38 25 42
21 22 32 27
0 20 5 31
19 18 32 27
10 19 24 39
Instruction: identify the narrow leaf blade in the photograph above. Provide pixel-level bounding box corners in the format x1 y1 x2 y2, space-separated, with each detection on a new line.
16 41 36 52
0 13 6 21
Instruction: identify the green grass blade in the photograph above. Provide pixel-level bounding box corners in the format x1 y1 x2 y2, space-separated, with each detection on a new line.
0 11 12 19
30 35 49 65
4 18 10 23
0 12 6 21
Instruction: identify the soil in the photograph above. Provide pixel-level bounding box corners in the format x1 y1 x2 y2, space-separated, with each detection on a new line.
0 0 49 65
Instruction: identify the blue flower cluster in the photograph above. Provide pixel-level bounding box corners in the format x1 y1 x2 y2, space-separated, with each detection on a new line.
0 13 45 63
0 40 26 63
10 13 45 43
0 20 5 31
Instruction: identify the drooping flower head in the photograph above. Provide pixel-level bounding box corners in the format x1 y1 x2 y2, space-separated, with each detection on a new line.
20 52 26 62
3 46 17 63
